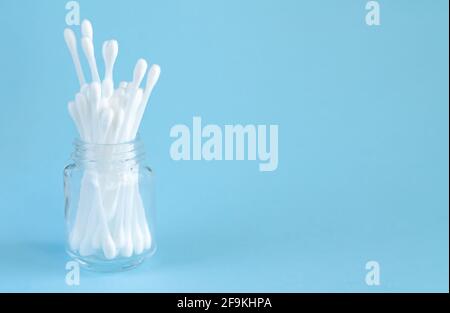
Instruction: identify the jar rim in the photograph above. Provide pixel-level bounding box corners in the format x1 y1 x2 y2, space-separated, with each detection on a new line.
72 136 145 166
73 135 142 148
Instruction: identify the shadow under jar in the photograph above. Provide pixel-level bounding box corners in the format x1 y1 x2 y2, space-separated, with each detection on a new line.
64 138 156 272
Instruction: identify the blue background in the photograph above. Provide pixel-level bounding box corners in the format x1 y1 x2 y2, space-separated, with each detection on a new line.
0 0 448 292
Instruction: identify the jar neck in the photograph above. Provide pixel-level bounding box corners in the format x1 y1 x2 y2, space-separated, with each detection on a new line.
72 138 145 169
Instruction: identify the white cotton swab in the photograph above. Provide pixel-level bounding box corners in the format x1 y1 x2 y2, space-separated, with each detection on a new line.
127 59 148 92
75 92 91 141
112 184 127 250
130 64 161 139
89 82 102 142
121 182 134 257
111 109 125 143
130 178 148 254
102 40 119 98
123 88 143 141
81 36 101 83
64 29 86 86
142 64 161 110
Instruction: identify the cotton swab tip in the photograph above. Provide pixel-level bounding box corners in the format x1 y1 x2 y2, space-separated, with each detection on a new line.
63 28 77 51
90 82 102 104
146 64 161 91
132 59 148 88
67 101 77 120
103 40 119 63
81 19 93 40
140 64 161 108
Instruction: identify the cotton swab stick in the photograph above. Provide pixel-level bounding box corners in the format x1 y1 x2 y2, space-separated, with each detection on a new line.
99 107 114 143
79 178 99 256
90 108 114 252
130 177 148 254
81 36 101 83
112 184 127 250
121 88 143 142
121 60 147 141
81 37 101 83
102 40 119 98
111 109 125 144
79 176 117 259
89 190 118 260
64 29 85 86
121 182 134 257
89 82 102 142
131 193 144 255
94 181 118 260
75 92 91 141
69 174 91 251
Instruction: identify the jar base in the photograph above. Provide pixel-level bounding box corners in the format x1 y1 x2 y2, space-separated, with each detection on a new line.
67 248 155 272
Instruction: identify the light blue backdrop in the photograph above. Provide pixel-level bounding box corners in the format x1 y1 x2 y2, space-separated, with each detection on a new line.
0 0 448 292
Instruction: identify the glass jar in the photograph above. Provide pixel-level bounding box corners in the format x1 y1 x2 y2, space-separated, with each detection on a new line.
64 138 156 272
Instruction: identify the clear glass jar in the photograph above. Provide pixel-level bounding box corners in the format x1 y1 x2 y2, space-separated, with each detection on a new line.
64 138 156 272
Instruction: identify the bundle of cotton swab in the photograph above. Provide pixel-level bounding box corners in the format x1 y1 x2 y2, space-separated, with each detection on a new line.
64 19 160 259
